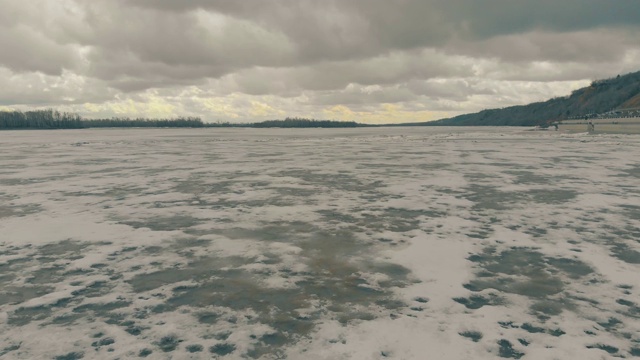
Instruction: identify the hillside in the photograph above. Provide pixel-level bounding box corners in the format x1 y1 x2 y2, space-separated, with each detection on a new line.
421 70 640 127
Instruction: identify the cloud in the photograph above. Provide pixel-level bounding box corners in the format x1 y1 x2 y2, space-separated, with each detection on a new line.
312 85 416 106
445 28 640 65
0 66 115 106
125 0 640 50
0 23 82 76
0 0 639 123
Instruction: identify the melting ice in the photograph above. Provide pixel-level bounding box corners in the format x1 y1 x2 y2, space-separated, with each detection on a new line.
1 127 639 359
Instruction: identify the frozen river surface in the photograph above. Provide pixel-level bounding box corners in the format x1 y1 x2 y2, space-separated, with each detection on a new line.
1 127 639 359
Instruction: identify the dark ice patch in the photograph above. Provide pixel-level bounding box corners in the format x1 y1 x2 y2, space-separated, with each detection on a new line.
523 226 547 238
619 165 640 178
453 294 503 309
617 298 636 307
0 203 41 219
466 247 594 300
156 335 181 352
461 185 525 211
119 214 203 231
586 344 619 354
213 331 232 341
521 323 544 333
0 285 55 306
186 344 203 353
548 328 566 337
0 343 21 357
498 321 518 329
91 337 115 348
8 305 52 326
210 343 236 356
270 186 318 198
72 300 131 314
504 170 554 185
48 313 84 325
318 208 435 233
129 226 412 356
461 184 577 212
138 348 152 357
527 189 578 205
71 281 113 298
497 339 524 359
597 317 623 331
275 169 384 196
530 299 569 317
171 238 212 250
611 244 640 264
459 331 483 342
517 338 530 346
466 225 493 239
211 221 316 243
619 204 640 220
196 311 220 324
54 352 84 360
173 179 237 197
38 240 90 257
546 257 594 278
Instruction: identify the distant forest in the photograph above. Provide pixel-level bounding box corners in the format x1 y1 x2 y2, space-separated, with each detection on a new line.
85 117 204 128
419 70 640 127
0 110 84 129
0 111 358 130
250 117 360 128
0 110 206 130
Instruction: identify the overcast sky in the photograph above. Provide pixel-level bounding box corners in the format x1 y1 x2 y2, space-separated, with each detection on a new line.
1 0 639 123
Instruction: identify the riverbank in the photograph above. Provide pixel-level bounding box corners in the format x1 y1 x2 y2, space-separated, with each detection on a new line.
556 117 640 134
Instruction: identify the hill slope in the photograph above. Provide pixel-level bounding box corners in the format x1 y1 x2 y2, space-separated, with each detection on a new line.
422 70 640 127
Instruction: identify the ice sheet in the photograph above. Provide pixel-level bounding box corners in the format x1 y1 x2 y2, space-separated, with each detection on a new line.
1 127 639 359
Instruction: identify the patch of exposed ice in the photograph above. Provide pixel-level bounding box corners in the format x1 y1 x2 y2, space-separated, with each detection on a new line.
1 128 639 359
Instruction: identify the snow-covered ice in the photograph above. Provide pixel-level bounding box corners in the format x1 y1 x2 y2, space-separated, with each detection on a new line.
1 127 639 359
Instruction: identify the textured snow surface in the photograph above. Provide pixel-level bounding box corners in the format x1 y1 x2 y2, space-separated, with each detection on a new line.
1 127 639 359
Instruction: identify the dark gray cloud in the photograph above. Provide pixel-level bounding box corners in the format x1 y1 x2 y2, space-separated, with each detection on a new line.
446 28 640 64
126 0 640 52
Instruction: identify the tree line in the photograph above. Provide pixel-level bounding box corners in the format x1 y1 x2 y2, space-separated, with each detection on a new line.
1 111 362 130
0 109 83 129
249 117 361 128
84 116 204 128
0 110 205 129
